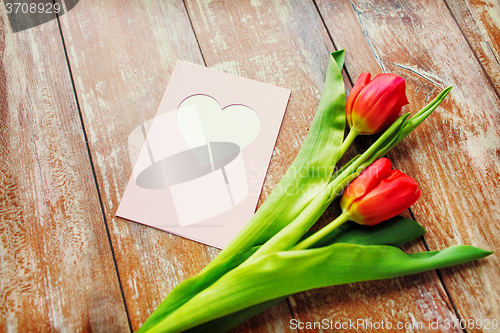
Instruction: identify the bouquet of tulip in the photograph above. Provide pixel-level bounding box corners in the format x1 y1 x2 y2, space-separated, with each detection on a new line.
137 50 492 333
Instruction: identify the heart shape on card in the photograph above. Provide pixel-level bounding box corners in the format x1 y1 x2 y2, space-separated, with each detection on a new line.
116 61 290 245
177 94 260 152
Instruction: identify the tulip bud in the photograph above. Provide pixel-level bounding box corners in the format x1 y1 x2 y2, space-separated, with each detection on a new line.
346 73 409 135
341 158 421 226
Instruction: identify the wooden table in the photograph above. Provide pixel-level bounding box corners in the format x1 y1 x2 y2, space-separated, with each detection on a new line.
1 1 499 332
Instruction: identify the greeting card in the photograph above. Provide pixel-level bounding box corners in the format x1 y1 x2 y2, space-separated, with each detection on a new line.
116 61 290 248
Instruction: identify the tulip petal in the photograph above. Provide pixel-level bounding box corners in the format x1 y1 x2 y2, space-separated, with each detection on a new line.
340 158 392 211
350 171 420 225
351 74 409 134
369 76 409 128
379 90 409 131
346 72 371 127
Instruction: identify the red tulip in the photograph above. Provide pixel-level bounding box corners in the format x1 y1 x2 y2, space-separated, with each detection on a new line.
340 158 421 226
346 73 409 135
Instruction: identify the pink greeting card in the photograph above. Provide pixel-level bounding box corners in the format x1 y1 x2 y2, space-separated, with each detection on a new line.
116 61 290 248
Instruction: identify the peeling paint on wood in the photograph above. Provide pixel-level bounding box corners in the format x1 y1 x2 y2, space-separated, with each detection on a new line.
0 8 129 333
2 0 499 332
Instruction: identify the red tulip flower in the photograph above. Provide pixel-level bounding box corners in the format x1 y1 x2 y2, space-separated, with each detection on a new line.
346 73 409 135
340 158 421 226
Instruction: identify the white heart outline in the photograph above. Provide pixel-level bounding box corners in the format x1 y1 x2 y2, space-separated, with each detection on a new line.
176 94 261 151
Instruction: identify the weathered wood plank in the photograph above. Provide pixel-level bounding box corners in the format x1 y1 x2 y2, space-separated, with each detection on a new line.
445 0 500 94
57 1 272 331
185 0 463 332
0 8 129 333
317 0 500 329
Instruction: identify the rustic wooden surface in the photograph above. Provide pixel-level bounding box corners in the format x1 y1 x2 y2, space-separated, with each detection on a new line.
0 6 129 332
1 0 499 332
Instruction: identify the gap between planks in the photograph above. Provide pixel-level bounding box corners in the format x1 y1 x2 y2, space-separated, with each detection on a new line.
53 10 134 333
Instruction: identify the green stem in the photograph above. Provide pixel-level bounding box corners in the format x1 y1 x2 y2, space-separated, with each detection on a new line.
245 168 359 263
244 187 332 262
247 116 410 263
328 114 408 192
338 128 359 159
338 128 359 160
292 211 350 250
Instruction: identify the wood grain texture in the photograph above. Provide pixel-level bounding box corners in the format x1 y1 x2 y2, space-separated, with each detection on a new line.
445 0 500 94
57 1 242 331
0 8 129 333
185 0 464 332
3 0 497 332
317 0 500 329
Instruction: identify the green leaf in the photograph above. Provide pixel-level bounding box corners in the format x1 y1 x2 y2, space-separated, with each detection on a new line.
325 112 411 202
138 61 454 333
176 87 454 333
138 51 348 332
182 297 289 333
149 244 491 333
380 87 452 156
135 245 260 333
207 49 347 265
250 111 418 260
182 216 427 333
351 112 411 172
328 154 361 184
309 215 426 248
